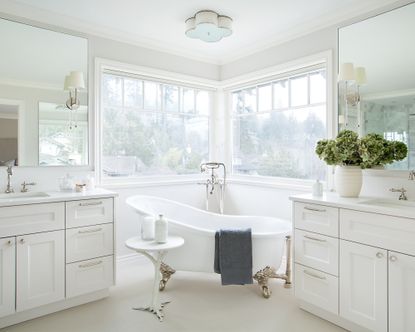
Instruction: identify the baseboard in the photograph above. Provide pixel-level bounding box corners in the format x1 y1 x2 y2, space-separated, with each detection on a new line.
0 289 109 329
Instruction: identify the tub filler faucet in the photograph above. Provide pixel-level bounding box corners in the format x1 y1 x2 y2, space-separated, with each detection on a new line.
199 162 226 214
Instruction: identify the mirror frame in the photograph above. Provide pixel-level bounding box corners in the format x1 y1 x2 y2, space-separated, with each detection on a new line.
0 13 91 169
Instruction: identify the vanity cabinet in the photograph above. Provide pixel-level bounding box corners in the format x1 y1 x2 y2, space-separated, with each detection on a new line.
339 240 387 332
17 231 65 312
0 237 15 318
0 190 116 328
291 194 415 332
389 251 415 332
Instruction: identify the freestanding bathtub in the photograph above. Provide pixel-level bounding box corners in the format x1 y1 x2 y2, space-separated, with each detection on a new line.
126 195 292 297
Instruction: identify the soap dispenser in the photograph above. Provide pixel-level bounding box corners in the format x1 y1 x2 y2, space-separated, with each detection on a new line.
312 179 323 197
154 214 168 243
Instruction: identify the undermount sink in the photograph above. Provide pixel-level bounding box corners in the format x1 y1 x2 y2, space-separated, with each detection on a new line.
0 192 50 200
358 198 415 209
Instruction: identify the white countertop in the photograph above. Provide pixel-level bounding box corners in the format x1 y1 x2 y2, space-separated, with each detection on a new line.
290 192 415 219
0 188 118 207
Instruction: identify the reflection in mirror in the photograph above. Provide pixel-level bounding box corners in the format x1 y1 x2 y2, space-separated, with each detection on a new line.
39 102 88 166
338 3 415 170
0 103 18 166
0 18 88 166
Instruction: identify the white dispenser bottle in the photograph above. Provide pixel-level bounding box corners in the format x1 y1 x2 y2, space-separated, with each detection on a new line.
154 214 168 243
312 179 323 197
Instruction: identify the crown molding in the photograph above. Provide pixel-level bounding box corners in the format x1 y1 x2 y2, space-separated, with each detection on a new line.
0 0 402 67
218 0 400 65
0 0 221 65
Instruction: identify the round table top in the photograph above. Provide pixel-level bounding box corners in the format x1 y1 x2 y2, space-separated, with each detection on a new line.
125 235 184 252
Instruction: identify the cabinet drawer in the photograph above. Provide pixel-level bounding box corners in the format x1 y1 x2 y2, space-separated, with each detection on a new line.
66 255 114 298
66 198 113 228
0 203 64 237
294 202 338 237
66 223 114 263
340 209 415 255
295 229 338 276
294 263 338 315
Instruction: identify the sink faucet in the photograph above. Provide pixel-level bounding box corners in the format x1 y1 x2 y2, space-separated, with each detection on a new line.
21 181 36 193
389 187 408 200
5 166 14 194
409 170 415 180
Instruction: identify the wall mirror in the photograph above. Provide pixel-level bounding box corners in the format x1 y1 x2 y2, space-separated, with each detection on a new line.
0 18 88 167
338 3 415 170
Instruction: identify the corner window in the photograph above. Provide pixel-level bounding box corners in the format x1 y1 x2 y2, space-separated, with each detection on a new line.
100 72 210 179
232 68 327 180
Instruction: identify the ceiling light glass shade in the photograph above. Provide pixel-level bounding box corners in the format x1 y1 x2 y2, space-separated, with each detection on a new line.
185 10 232 42
338 62 355 81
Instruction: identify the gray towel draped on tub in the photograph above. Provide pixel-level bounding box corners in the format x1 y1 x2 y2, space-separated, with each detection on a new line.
214 228 253 285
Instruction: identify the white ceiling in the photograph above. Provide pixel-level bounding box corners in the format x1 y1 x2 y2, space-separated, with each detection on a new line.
2 0 398 64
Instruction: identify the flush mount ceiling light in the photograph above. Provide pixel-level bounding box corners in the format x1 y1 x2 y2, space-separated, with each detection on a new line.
185 10 232 42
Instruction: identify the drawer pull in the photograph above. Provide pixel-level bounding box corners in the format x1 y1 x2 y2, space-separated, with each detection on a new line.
79 260 103 268
78 227 103 234
376 252 384 259
19 238 25 244
79 201 103 207
6 240 13 246
303 269 326 280
304 235 327 242
304 206 326 213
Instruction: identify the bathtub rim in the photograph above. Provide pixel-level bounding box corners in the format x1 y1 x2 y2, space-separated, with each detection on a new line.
126 195 291 239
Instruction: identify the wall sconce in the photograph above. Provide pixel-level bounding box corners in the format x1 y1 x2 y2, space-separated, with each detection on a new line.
64 71 85 110
338 63 367 132
338 63 367 106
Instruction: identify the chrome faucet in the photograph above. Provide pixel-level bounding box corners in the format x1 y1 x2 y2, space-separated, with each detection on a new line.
5 166 14 194
199 162 227 213
389 187 408 200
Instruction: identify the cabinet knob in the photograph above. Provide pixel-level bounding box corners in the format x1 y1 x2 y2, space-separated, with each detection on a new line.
19 238 25 244
6 240 12 246
376 252 384 259
390 255 398 262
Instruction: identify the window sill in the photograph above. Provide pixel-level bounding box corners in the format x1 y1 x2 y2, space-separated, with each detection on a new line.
100 175 202 189
228 175 317 192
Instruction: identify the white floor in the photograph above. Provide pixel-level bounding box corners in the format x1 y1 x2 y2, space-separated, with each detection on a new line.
3 259 345 332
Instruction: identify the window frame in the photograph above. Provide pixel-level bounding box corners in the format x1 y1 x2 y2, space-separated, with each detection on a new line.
95 58 216 186
223 51 334 188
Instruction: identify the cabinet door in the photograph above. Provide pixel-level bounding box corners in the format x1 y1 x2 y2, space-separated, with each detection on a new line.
339 240 387 332
17 231 65 312
389 251 415 332
0 237 15 318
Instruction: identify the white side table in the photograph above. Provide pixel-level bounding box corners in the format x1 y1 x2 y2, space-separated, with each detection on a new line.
125 235 184 321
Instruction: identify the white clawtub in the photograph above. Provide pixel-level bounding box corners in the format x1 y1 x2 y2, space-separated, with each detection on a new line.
126 195 292 297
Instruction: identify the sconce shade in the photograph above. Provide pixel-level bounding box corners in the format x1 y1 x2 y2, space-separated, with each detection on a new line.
66 71 85 89
63 75 71 91
355 67 367 85
338 63 355 81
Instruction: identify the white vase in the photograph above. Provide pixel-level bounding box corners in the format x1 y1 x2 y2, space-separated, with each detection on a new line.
335 166 362 198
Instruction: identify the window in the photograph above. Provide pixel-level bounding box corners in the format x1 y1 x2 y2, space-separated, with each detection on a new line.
232 68 327 180
101 72 210 178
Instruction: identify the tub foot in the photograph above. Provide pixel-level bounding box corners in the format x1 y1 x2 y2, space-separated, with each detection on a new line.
159 262 175 291
253 266 276 298
253 235 292 298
